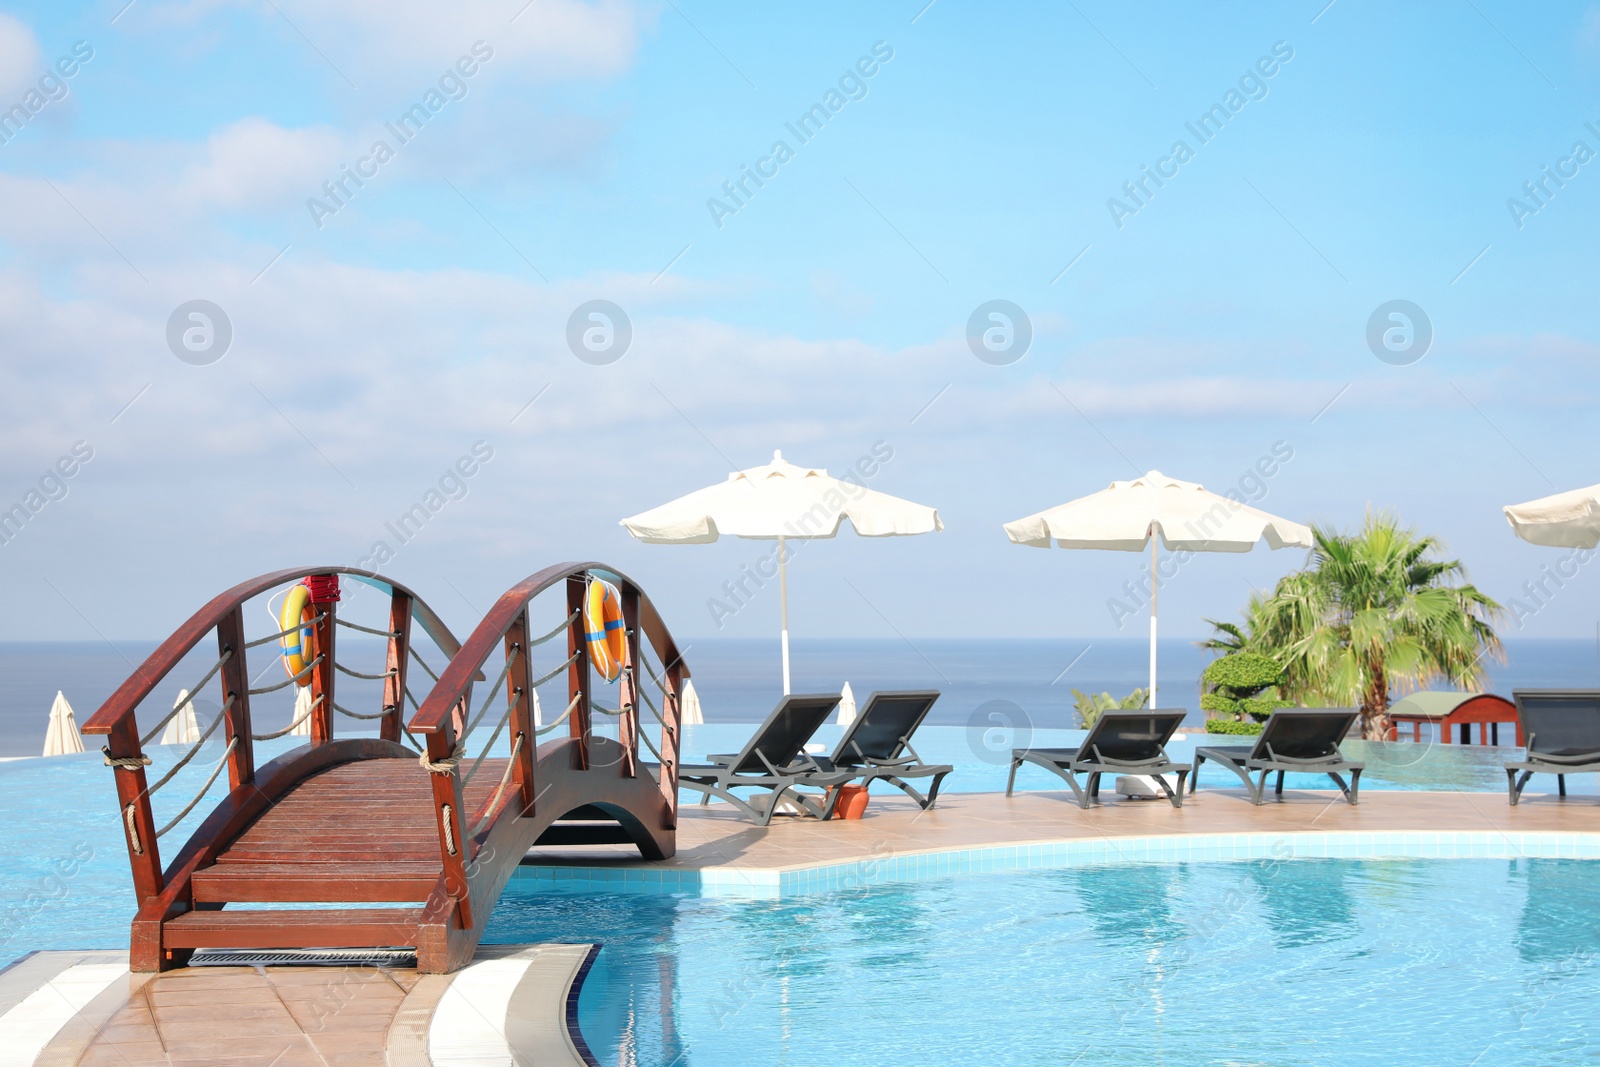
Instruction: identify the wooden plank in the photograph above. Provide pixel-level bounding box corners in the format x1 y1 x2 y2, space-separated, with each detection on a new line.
382 591 412 744
566 576 591 771
505 608 537 814
618 586 640 779
215 607 255 789
191 862 440 902
308 580 337 742
163 907 422 949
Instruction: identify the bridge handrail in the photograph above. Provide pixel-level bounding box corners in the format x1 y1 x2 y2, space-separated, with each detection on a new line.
83 566 464 904
407 562 689 921
83 567 459 737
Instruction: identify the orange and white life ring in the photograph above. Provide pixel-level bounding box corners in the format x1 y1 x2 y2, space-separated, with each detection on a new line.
584 579 626 683
278 583 316 687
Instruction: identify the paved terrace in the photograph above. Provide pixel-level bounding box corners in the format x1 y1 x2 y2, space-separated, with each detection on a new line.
4 786 1596 1065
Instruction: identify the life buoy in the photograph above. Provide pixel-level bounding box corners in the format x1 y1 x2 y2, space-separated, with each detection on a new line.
278 583 316 687
584 579 626 683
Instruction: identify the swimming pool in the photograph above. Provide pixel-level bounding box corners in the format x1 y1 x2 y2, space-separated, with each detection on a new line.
489 856 1600 1066
0 723 1586 969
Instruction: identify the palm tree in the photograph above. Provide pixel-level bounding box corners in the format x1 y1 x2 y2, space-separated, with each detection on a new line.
1200 589 1275 655
1251 512 1503 740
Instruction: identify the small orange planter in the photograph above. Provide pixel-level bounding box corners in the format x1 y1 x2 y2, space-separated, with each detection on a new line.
832 785 870 820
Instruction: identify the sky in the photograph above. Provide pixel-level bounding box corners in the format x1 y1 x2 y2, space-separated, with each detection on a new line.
2 0 1600 648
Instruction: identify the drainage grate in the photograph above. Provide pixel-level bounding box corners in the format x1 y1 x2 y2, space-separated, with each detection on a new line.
189 948 417 968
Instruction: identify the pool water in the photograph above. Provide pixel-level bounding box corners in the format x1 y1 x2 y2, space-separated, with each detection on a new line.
0 724 1588 969
488 858 1600 1066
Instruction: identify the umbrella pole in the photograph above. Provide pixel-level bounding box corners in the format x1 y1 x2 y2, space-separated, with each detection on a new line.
1149 538 1158 708
779 536 791 696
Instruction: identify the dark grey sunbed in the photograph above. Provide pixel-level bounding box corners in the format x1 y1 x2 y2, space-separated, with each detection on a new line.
1006 709 1191 809
1507 690 1600 805
1190 708 1363 805
791 690 952 817
671 693 841 825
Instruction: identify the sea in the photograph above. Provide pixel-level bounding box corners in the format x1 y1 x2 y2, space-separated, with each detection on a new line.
3 636 1596 758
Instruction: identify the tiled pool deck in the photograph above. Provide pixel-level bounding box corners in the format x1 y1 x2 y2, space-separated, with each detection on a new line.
7 785 1600 1063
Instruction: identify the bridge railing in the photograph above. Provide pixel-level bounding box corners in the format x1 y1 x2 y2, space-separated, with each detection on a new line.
81 567 464 904
407 562 689 905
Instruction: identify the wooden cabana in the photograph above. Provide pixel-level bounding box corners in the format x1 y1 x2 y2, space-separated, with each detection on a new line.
1387 691 1522 746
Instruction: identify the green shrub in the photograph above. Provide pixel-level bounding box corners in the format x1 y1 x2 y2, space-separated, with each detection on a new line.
1201 652 1288 721
1201 652 1284 691
1204 718 1265 735
1072 687 1149 729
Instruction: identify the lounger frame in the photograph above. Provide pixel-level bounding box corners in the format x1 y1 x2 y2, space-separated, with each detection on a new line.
1190 708 1362 805
1006 710 1191 809
792 690 953 817
1506 689 1600 806
670 694 842 826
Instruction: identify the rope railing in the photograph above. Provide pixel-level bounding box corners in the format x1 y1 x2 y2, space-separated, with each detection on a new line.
243 612 328 650
469 733 525 838
528 609 580 648
332 700 391 721
251 695 322 741
153 736 239 840
535 691 582 736
137 648 234 748
462 687 520 789
409 645 441 683
460 646 521 743
590 700 625 716
638 652 668 694
333 661 398 682
636 684 666 727
142 693 234 796
335 616 401 639
636 723 667 765
247 654 323 696
527 650 580 692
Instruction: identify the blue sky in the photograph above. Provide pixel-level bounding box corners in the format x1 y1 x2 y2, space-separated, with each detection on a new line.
3 0 1600 646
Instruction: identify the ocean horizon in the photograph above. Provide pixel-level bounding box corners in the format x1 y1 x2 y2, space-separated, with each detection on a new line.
4 635 1596 758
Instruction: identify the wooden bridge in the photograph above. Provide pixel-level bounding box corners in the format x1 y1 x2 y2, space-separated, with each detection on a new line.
83 563 687 973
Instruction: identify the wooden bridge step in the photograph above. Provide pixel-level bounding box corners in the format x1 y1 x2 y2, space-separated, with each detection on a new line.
163 907 424 950
192 861 442 903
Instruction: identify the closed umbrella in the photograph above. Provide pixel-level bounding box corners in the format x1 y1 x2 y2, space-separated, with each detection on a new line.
161 689 201 745
622 451 942 694
837 681 857 726
42 691 84 757
680 679 705 726
1004 470 1312 707
291 684 313 737
1504 483 1600 547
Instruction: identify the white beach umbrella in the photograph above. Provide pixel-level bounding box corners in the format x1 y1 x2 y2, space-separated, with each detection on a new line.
1004 470 1313 707
837 681 857 726
42 691 84 757
532 687 544 729
622 451 943 694
291 683 314 737
680 679 705 726
161 689 201 745
1504 483 1600 548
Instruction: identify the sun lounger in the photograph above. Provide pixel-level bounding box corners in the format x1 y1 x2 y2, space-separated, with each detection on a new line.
1507 690 1600 805
791 690 952 817
671 693 841 825
1190 708 1362 805
1006 709 1191 809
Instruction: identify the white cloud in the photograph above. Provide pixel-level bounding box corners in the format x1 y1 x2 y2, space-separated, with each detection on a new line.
0 13 41 101
142 0 649 87
181 119 346 210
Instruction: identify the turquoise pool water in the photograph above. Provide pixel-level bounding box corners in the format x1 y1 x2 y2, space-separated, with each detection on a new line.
490 857 1600 1066
0 724 1587 967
